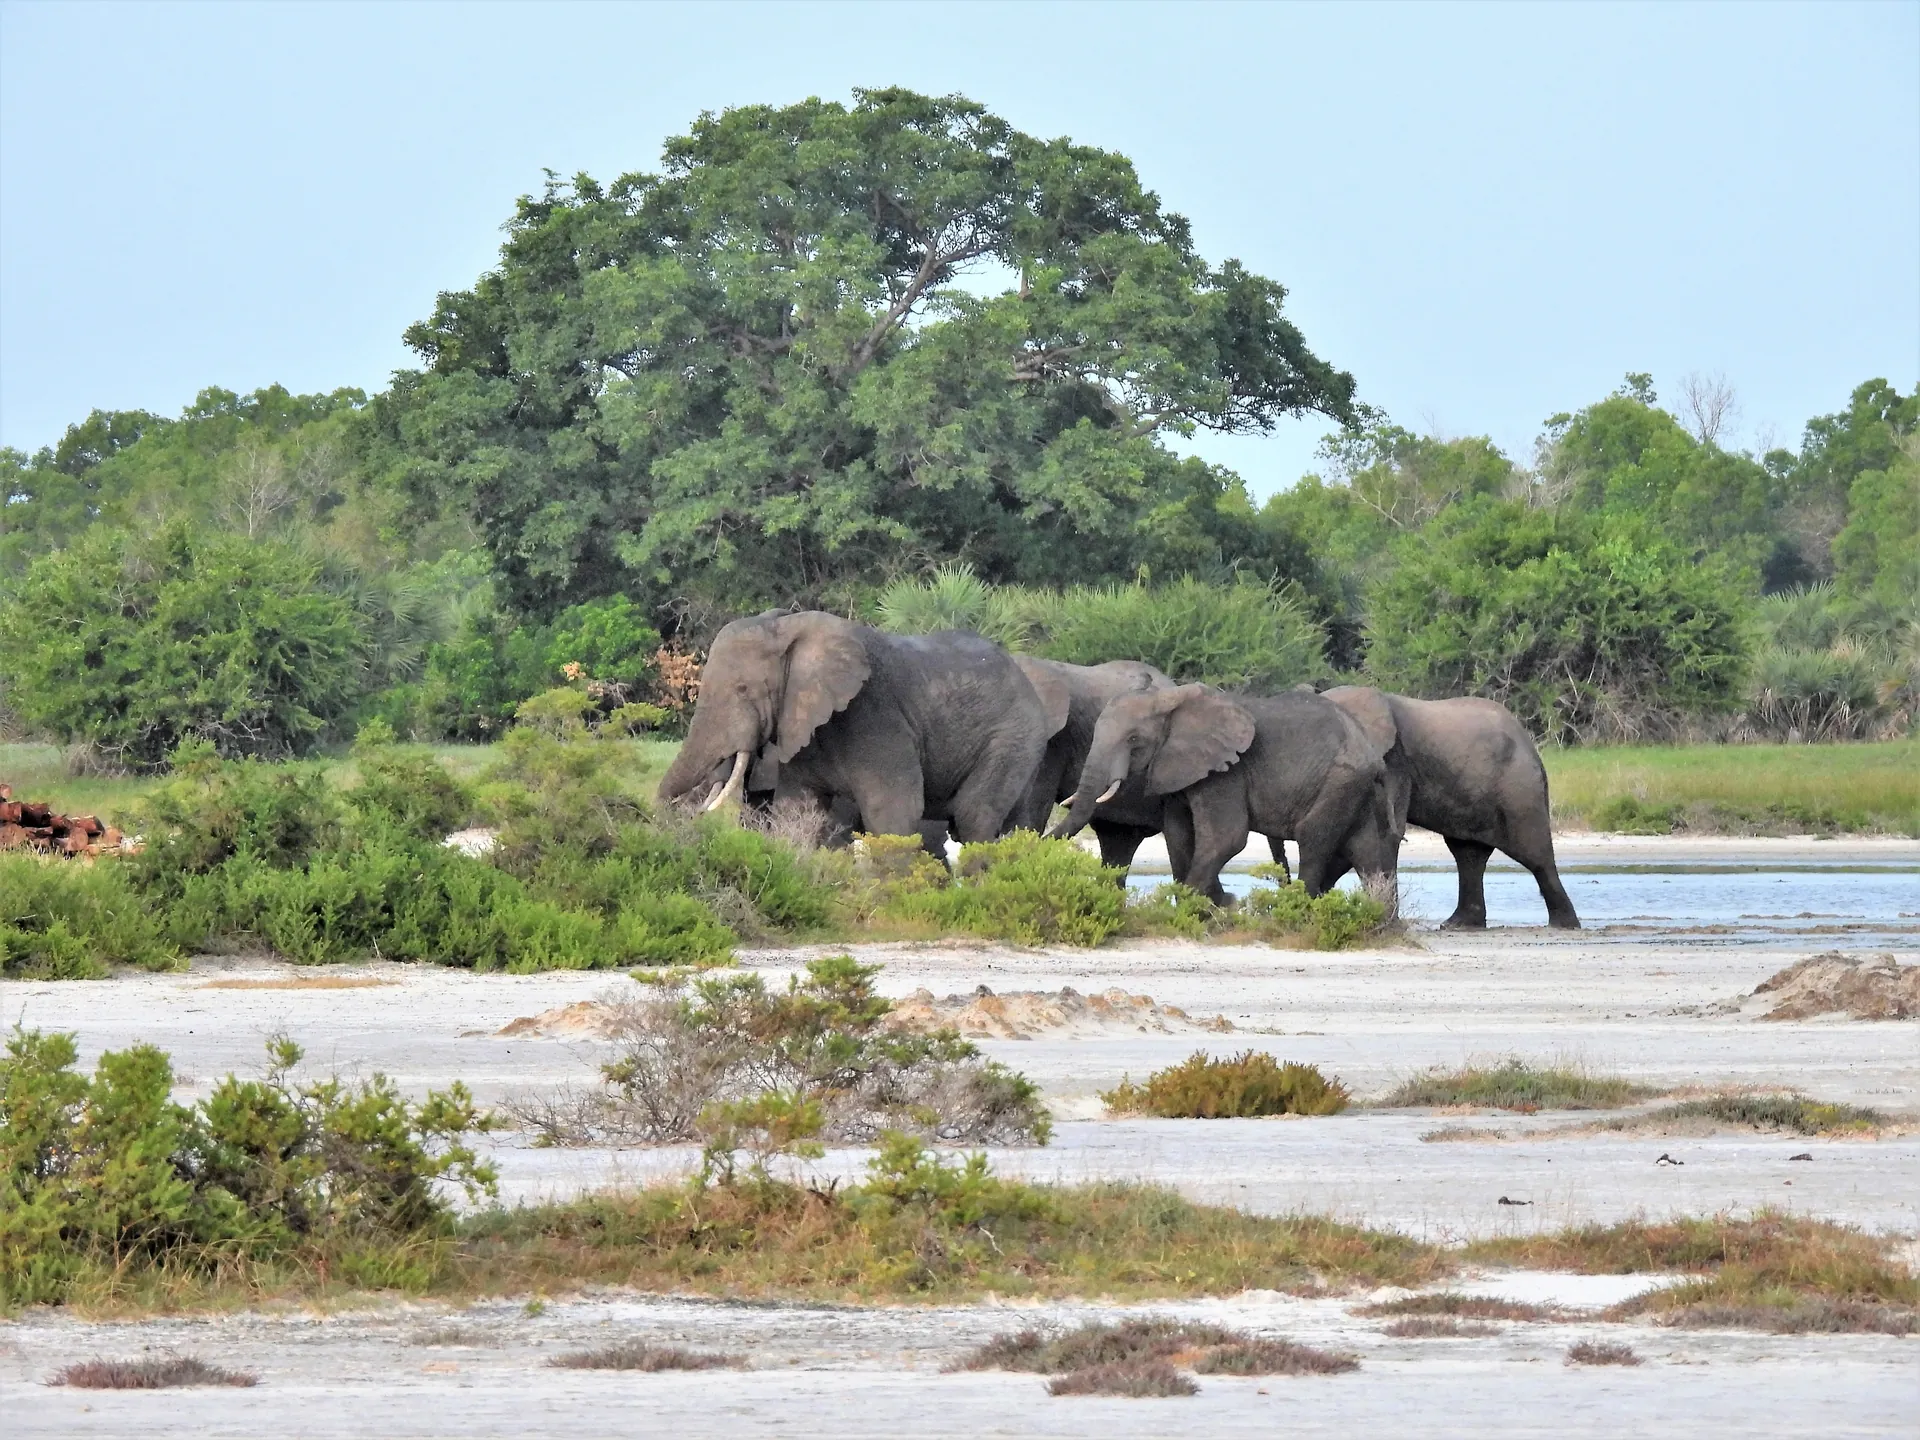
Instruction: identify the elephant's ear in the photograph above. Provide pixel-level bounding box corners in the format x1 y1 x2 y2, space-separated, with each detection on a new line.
1013 656 1072 738
1147 686 1256 795
1324 685 1398 757
769 613 871 763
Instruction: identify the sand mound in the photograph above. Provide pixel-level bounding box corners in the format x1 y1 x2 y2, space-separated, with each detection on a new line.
495 1001 627 1039
884 985 1233 1040
1754 952 1920 1021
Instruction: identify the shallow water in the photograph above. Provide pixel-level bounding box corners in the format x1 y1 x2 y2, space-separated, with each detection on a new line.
1126 858 1920 943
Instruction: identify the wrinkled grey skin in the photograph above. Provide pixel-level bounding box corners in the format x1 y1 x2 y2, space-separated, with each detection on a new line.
1007 656 1173 866
1050 685 1399 906
659 612 1051 846
1323 686 1579 929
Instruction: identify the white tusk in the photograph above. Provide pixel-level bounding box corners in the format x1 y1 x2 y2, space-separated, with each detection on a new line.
1095 779 1123 805
703 751 751 812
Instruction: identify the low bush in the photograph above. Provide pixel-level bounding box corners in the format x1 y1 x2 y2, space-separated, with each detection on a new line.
1047 1360 1197 1397
1378 1059 1658 1112
507 956 1051 1150
1565 1340 1640 1367
547 1342 745 1371
0 1028 494 1307
1380 1317 1500 1338
878 832 1129 946
1238 867 1389 949
1102 1051 1349 1119
957 1317 1355 1387
0 854 177 978
50 1355 258 1389
1356 1292 1566 1322
1631 1094 1885 1135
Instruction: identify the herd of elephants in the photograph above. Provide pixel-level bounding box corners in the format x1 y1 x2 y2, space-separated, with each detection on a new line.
657 610 1583 930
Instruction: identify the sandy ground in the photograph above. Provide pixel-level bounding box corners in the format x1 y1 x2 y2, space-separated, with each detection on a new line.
4 835 1917 1437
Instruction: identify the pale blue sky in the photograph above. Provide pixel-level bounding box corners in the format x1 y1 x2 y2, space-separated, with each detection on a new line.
1 0 1914 495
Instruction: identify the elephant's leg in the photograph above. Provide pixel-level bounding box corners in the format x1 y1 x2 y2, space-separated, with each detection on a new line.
1182 789 1249 908
1264 834 1292 883
1161 802 1196 886
1525 860 1581 929
1091 821 1154 877
1294 826 1347 897
842 755 926 841
1442 837 1493 928
1499 841 1581 929
947 747 1037 844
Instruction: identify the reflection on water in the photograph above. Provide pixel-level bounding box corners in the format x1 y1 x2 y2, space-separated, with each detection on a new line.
1124 862 1920 943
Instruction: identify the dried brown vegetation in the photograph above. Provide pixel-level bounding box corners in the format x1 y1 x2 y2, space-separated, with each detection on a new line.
547 1341 746 1371
1381 1317 1502 1338
1046 1360 1198 1397
1357 1292 1568 1322
1565 1340 1641 1367
955 1317 1356 1384
50 1355 257 1389
1469 1213 1920 1334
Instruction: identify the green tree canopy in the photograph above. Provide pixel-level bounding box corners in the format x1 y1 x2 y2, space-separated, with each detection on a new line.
373 87 1356 621
1364 501 1752 741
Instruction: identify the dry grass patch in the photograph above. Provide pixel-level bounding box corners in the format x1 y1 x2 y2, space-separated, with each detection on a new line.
1565 1340 1640 1367
958 1317 1354 1395
456 1172 1442 1307
548 1341 746 1371
1599 1093 1887 1137
407 1326 494 1347
1380 1058 1659 1113
50 1355 257 1388
1357 1292 1568 1322
1468 1213 1920 1334
1046 1360 1197 1397
1190 1338 1358 1374
1381 1317 1501 1338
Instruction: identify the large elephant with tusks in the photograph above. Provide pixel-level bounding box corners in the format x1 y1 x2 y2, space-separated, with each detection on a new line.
658 611 1054 845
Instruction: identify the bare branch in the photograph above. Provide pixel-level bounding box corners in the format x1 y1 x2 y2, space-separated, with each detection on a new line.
1677 371 1740 447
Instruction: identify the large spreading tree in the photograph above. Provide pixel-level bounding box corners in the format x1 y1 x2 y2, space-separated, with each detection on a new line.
374 88 1356 621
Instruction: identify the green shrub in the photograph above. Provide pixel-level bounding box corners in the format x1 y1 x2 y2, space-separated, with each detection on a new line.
1240 868 1388 949
0 525 365 767
0 856 178 979
1102 1051 1350 1118
1123 882 1220 939
541 595 662 686
345 733 474 841
1364 501 1752 742
880 832 1128 946
1031 576 1327 689
0 1029 494 1306
521 957 1051 1150
1379 1058 1657 1111
1588 795 1680 834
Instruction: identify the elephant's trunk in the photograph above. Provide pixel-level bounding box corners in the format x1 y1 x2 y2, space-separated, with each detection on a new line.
1048 769 1123 841
702 751 751 812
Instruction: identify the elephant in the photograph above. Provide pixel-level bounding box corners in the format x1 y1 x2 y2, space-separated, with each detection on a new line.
1005 656 1173 866
658 611 1055 847
1049 684 1399 907
1322 686 1580 929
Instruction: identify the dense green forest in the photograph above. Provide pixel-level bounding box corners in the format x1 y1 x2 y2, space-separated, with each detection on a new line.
2 89 1914 768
